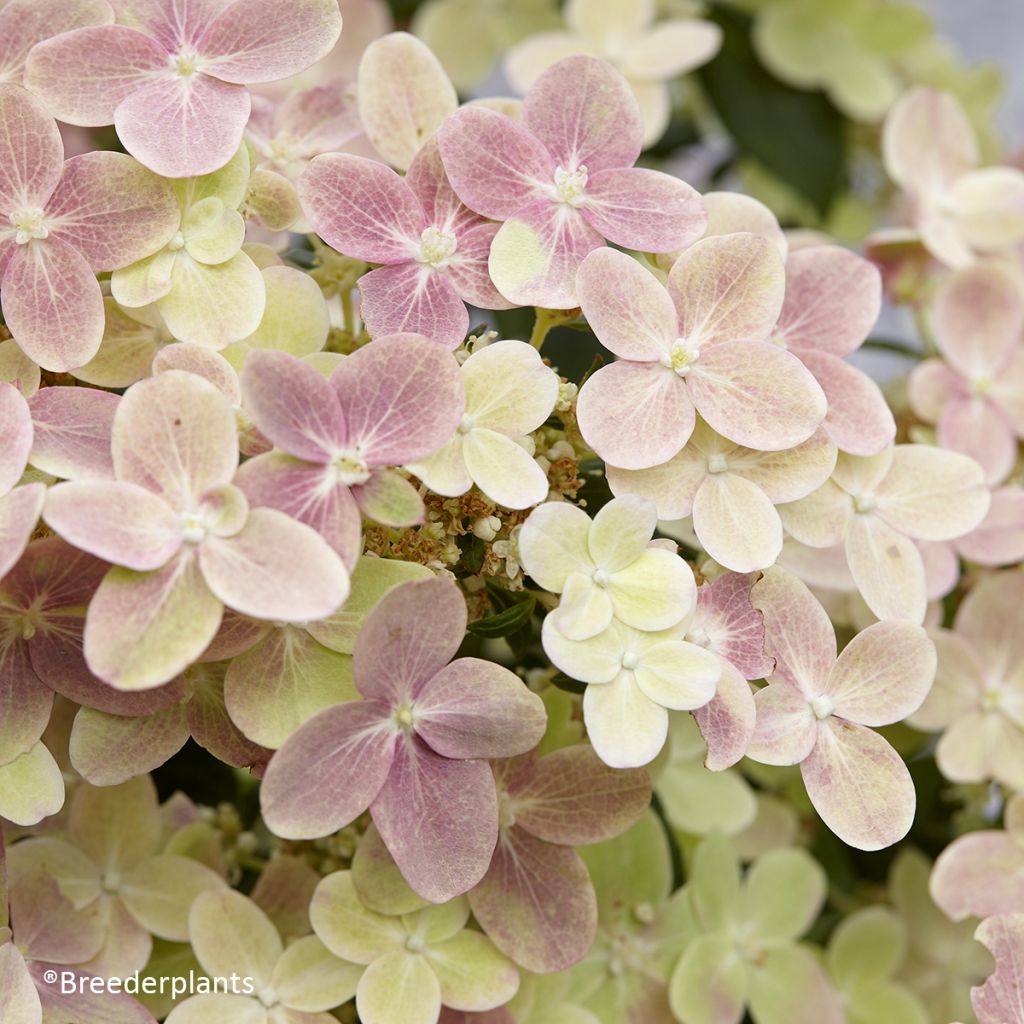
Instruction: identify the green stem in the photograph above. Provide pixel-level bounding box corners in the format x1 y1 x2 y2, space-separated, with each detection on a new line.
529 307 578 351
861 337 923 360
340 290 354 336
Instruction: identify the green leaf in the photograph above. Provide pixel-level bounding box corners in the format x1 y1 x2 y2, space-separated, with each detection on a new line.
467 596 536 639
699 4 846 216
550 672 588 696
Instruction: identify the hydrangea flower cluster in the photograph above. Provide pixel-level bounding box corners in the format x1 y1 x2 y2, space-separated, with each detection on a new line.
0 3 1021 1023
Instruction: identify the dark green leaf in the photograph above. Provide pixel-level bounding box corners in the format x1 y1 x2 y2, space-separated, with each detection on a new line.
468 596 536 638
549 672 588 695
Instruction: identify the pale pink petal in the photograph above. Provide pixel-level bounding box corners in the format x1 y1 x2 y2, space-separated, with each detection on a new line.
404 135 471 230
114 72 251 178
23 25 167 126
0 482 45 580
371 734 499 903
669 232 786 348
0 83 63 210
752 567 836 695
113 0 227 50
299 153 426 263
152 342 241 406
907 358 962 423
687 341 826 451
112 369 238 512
44 480 182 571
845 513 927 623
438 106 554 220
581 167 706 253
28 386 117 481
414 658 546 759
957 486 1024 565
802 719 915 851
990 348 1024 434
729 429 838 507
972 914 1024 1024
931 262 1024 379
606 442 707 520
199 507 349 621
521 55 642 172
824 621 936 726
930 832 1024 922
468 827 596 973
918 538 960 600
800 352 895 456
776 480 851 549
488 199 602 308
353 576 467 702
694 572 774 681
576 246 677 361
33 961 155 1024
329 332 464 464
937 710 1024 789
0 0 113 83
776 246 881 357
693 660 757 770
692 472 782 572
2 239 104 372
874 444 990 541
954 572 1024 686
260 701 396 839
746 680 816 765
938 397 1016 485
359 263 469 348
240 348 344 461
576 361 693 470
233 452 362 568
0 380 31 494
443 222 514 311
84 550 223 690
198 0 341 84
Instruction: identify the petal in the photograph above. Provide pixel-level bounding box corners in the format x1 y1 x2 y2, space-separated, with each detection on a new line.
936 710 1024 789
608 548 696 632
668 933 748 1024
742 847 826 945
462 338 558 436
199 507 349 621
198 0 342 84
28 386 117 481
582 167 706 253
299 153 425 263
802 719 915 851
930 832 1024 922
688 341 826 451
956 485 1024 566
522 55 642 172
0 483 45 580
463 428 550 510
576 361 694 470
692 473 782 572
693 571 774 681
0 83 63 209
329 332 465 464
972 914 1024 1024
272 934 362 1013
0 944 39 1024
948 165 1024 253
747 946 844 1024
2 240 104 372
23 24 165 126
468 827 596 973
930 262 1024 378
424 932 519 1013
488 201 602 308
353 575 466 702
873 444 989 541
115 72 251 178
746 681 817 766
633 640 720 711
907 358 960 423
588 494 658 569
444 222 513 311
694 660 758 770
234 264 330 360
606 442 707 520
359 263 469 349
371 734 499 903
583 672 668 768
824 621 936 726
415 657 547 759
404 436 470 498
845 513 927 624
0 741 64 826
112 369 237 511
938 397 1016 486
729 429 838 505
159 250 266 347
260 701 396 839
310 870 406 964
120 853 225 943
621 19 722 78
0 0 112 83
517 501 594 592
357 950 441 1024
776 246 881 357
357 32 457 172
0 381 31 495
159 994 262 1024
576 247 677 361
186 888 280 988
540 614 627 684
84 551 223 690
777 480 851 549
353 469 423 528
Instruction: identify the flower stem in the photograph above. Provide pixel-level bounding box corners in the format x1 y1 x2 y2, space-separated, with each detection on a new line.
529 307 580 351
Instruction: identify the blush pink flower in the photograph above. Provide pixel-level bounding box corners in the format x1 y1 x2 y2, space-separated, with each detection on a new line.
0 85 180 371
0 380 45 582
773 245 895 456
300 140 512 348
908 263 1024 484
0 0 112 85
970 914 1024 1024
236 336 465 568
260 576 547 903
42 369 350 690
574 239 827 469
437 55 706 307
908 572 1024 790
746 568 936 850
23 0 343 177
468 744 651 973
779 445 990 623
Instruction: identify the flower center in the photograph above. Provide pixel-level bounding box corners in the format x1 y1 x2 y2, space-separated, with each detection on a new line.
621 651 640 670
257 987 278 1009
497 789 517 830
172 48 202 77
661 339 700 376
168 230 186 252
981 688 1003 711
404 934 426 954
457 413 476 435
592 568 610 587
686 626 711 647
853 492 877 514
181 512 207 545
552 165 588 207
333 451 371 486
969 377 992 397
707 453 728 474
393 702 417 731
270 131 303 164
101 870 122 894
10 207 48 244
418 225 457 268
810 694 834 720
